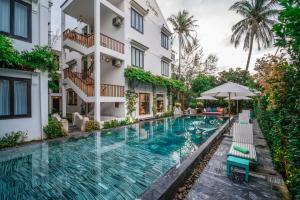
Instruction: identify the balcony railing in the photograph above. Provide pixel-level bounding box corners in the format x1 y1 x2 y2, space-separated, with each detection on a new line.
63 29 124 54
101 84 125 97
64 68 125 97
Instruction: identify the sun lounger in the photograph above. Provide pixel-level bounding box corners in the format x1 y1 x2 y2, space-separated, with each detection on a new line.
228 142 257 163
232 123 253 144
239 113 250 124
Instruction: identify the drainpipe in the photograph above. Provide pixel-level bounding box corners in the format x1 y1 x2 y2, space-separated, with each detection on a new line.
39 72 44 140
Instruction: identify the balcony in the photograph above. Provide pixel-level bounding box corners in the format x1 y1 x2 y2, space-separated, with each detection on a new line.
63 29 124 54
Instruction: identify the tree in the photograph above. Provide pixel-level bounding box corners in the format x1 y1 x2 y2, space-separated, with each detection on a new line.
218 68 256 88
168 10 198 79
191 74 217 95
229 0 279 71
172 38 218 84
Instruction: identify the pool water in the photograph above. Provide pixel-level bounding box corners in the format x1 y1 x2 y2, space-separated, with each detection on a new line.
0 115 226 200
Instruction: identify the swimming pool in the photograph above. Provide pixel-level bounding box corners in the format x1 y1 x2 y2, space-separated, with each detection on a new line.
0 115 226 200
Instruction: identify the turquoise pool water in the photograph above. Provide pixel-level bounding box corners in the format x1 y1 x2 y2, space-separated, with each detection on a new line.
0 115 226 200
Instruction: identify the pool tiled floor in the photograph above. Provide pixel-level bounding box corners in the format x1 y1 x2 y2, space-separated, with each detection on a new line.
186 119 289 200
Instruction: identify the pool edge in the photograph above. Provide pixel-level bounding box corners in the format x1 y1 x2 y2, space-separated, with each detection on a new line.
139 117 233 200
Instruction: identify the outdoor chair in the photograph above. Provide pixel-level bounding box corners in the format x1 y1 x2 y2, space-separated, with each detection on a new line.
232 123 253 144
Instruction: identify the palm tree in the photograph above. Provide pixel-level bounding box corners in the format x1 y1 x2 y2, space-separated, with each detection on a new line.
230 0 279 71
168 10 198 79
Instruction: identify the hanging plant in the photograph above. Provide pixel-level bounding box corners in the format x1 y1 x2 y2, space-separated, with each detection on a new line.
124 67 186 92
125 90 138 117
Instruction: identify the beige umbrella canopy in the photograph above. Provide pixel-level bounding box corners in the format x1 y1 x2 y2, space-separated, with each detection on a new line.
225 96 252 113
196 96 218 100
196 96 218 108
201 82 256 127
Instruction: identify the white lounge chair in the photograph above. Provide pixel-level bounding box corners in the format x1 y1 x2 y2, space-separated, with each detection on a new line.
228 142 257 163
239 113 250 124
232 123 253 144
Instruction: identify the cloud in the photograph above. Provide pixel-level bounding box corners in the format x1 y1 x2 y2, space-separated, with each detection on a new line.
156 0 276 72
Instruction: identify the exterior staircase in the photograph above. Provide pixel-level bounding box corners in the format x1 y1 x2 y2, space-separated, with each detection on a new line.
63 68 125 102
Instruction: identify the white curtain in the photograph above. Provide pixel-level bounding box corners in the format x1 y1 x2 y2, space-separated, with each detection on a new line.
14 81 28 115
0 0 10 33
0 80 10 116
14 2 28 38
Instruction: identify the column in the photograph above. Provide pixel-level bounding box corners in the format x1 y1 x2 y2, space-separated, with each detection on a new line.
94 0 101 122
61 12 67 117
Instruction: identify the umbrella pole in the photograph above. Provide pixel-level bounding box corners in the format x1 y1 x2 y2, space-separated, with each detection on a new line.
237 100 239 114
228 93 231 134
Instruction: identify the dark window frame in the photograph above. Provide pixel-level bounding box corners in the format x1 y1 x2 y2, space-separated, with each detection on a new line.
0 76 32 120
161 32 169 50
131 46 144 68
131 8 143 34
0 0 32 42
161 60 169 77
67 91 77 106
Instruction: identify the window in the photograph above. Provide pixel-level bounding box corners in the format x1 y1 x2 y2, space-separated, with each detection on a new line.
139 93 150 115
0 76 31 119
68 91 77 106
0 0 31 42
131 46 144 68
161 32 169 49
161 61 169 77
131 8 143 33
156 94 164 113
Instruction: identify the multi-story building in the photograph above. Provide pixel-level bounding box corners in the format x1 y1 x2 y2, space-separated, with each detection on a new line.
60 0 172 122
0 0 52 141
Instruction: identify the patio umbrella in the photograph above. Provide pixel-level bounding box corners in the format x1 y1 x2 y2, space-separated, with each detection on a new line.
196 96 217 108
225 96 252 114
201 82 256 128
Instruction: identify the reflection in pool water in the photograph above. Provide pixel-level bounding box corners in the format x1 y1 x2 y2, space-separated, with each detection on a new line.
0 115 226 200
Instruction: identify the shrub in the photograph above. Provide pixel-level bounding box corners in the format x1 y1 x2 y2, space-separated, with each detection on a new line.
43 119 64 139
163 110 174 118
85 120 101 132
0 131 27 149
103 119 119 129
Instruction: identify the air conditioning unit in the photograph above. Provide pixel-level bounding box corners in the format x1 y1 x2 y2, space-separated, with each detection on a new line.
112 16 123 27
112 59 122 67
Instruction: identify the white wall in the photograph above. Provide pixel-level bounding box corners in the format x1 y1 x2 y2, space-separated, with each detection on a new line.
101 102 125 117
0 0 51 142
100 60 125 86
124 0 172 77
0 69 48 141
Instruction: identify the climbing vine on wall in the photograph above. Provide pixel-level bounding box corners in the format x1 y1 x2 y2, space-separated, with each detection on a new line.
125 90 138 117
124 67 186 92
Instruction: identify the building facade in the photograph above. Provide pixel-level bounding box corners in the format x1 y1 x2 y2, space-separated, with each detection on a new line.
0 0 52 141
60 0 172 122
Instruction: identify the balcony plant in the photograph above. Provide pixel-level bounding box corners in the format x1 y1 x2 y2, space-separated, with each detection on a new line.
0 35 59 91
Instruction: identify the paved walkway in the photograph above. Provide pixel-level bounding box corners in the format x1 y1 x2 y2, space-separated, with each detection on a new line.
186 119 289 200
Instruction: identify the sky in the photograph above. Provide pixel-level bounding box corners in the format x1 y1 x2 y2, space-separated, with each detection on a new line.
51 0 277 73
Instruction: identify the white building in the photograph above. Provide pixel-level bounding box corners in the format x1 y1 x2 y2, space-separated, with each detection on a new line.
0 0 52 141
60 0 172 122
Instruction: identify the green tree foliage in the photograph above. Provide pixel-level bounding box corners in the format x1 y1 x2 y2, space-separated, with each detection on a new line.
254 0 300 198
168 10 198 78
273 0 300 62
218 68 257 88
229 0 279 70
191 74 217 95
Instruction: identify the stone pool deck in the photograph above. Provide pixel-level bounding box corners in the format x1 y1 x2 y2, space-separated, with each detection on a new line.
186 119 289 200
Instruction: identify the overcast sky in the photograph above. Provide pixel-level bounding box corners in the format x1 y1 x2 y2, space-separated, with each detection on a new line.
51 0 277 73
